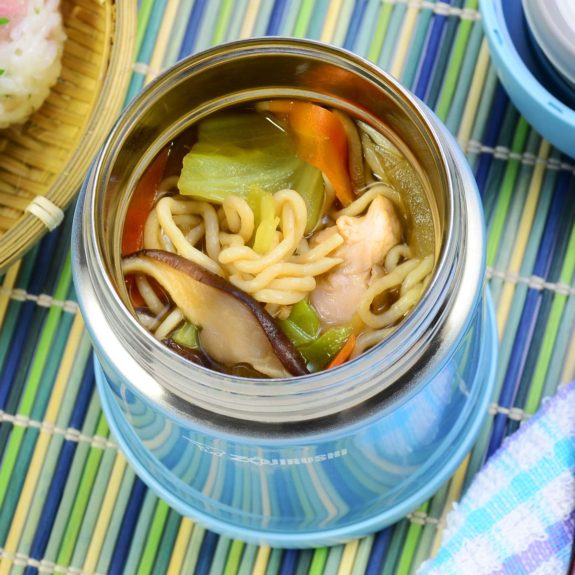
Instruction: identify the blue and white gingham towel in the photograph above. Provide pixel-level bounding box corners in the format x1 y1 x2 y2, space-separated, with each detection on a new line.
419 382 575 575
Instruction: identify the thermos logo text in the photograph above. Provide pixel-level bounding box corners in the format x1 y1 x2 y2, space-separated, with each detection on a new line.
186 438 348 466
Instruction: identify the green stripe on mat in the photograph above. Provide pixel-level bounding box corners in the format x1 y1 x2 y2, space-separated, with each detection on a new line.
367 3 393 64
224 538 245 575
395 502 429 574
295 549 313 574
308 546 328 575
482 104 522 223
544 290 575 399
293 0 315 37
138 498 171 575
212 0 234 45
429 0 467 109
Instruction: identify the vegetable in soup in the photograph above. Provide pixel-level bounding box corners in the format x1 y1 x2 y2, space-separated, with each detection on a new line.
121 100 435 378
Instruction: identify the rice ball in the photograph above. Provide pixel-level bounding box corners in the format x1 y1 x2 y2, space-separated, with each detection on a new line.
0 0 66 128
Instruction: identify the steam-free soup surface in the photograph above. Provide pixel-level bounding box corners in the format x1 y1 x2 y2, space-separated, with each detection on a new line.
121 100 435 378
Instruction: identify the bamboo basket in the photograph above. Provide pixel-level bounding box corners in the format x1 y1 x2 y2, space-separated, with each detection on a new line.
0 0 137 271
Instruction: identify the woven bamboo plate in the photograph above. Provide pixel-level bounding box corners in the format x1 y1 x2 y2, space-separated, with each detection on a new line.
0 0 137 272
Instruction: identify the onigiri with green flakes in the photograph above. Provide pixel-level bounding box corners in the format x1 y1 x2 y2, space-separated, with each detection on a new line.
0 0 65 128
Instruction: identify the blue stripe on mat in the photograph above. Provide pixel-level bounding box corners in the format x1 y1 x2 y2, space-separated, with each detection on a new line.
108 478 148 575
266 0 288 35
474 85 510 198
413 0 451 100
366 528 392 575
195 529 219 575
279 548 299 575
178 0 207 58
343 0 368 50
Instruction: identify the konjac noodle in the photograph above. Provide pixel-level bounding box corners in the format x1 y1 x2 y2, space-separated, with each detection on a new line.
121 100 435 379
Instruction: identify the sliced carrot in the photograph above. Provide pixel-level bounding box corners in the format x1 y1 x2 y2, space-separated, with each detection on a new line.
327 334 356 369
264 100 354 206
121 147 169 256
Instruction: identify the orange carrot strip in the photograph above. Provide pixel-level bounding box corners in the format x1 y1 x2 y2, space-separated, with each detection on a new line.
122 147 168 256
327 334 356 369
264 100 354 206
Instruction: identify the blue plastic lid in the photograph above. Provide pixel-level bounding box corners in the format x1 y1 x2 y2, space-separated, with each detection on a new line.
479 0 575 158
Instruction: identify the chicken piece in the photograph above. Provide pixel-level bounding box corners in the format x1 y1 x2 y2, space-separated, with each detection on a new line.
310 195 401 325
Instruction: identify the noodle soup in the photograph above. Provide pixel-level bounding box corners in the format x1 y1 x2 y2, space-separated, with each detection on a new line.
120 101 435 379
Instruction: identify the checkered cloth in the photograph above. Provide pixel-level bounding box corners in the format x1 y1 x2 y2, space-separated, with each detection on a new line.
419 382 575 575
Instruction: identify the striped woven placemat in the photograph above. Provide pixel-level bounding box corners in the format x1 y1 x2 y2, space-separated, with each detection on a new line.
1 1 575 574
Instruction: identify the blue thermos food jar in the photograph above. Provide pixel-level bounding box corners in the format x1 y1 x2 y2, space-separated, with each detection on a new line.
72 39 497 547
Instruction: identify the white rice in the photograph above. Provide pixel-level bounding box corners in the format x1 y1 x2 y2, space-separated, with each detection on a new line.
0 0 66 129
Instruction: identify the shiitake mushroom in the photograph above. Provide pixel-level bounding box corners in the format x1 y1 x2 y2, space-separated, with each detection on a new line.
122 250 309 378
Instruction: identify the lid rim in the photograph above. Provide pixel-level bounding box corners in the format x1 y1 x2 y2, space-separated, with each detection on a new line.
479 0 575 158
